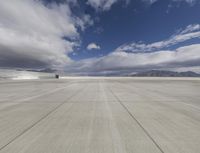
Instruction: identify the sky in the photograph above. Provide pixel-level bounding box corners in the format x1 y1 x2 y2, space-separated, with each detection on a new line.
0 0 200 75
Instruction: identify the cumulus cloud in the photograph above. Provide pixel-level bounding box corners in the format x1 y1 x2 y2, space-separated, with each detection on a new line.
65 24 200 75
0 0 91 69
115 24 200 53
65 43 200 75
1 0 199 75
87 43 101 50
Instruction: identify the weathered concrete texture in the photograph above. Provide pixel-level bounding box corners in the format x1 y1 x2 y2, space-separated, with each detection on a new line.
0 77 200 153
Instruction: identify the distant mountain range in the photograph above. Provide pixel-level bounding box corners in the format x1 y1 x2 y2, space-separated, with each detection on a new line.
131 70 200 77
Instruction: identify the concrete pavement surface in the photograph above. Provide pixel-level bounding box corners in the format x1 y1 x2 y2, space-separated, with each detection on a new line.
0 77 200 153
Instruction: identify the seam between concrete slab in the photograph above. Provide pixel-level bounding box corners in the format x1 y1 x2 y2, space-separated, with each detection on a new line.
100 81 127 153
109 87 165 153
117 80 200 112
0 82 78 114
0 84 86 152
1 81 76 103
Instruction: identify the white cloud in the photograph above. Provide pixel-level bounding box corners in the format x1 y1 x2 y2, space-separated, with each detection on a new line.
86 0 130 11
173 0 197 5
143 0 198 5
86 0 196 11
87 43 101 50
62 23 200 75
115 24 200 53
86 0 198 11
87 0 118 11
142 0 158 4
0 0 91 69
1 0 199 75
180 24 200 34
65 44 200 75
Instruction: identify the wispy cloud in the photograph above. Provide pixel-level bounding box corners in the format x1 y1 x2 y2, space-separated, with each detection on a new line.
0 1 199 75
65 43 200 75
143 0 198 5
142 0 158 4
87 0 118 11
65 24 200 75
173 0 197 5
115 24 200 53
87 0 199 11
86 0 130 11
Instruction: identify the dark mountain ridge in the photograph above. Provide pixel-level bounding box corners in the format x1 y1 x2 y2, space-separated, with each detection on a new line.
132 70 200 77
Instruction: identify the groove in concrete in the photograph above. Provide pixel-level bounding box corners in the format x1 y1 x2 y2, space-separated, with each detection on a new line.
0 84 86 151
109 86 165 153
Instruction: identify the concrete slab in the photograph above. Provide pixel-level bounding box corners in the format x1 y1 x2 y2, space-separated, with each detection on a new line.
0 78 200 153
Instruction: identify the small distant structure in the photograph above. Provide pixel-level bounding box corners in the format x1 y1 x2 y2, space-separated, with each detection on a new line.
55 74 59 79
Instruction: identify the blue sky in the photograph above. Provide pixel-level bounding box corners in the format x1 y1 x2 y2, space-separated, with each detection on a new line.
70 0 200 60
0 0 200 75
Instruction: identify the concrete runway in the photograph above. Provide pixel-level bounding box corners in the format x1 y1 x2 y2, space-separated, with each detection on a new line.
0 77 200 153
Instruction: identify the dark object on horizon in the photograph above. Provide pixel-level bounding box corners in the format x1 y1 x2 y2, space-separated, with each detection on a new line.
55 74 59 79
132 70 200 77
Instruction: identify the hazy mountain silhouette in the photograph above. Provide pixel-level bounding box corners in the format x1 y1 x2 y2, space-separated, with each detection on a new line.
132 70 200 77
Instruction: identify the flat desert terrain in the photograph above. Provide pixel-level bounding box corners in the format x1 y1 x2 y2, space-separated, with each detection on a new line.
0 77 200 153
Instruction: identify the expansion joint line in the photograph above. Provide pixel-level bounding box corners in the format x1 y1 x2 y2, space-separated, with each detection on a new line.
109 87 165 153
0 84 86 151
